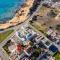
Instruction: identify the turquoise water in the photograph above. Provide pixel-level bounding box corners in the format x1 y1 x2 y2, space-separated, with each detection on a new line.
0 0 25 22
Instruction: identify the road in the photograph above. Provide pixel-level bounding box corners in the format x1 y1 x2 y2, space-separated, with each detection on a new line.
0 0 47 60
0 48 9 60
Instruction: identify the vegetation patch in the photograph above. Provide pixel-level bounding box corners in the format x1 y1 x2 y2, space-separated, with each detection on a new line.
31 48 41 60
54 52 60 60
56 25 60 31
0 29 14 43
3 40 13 55
30 21 47 33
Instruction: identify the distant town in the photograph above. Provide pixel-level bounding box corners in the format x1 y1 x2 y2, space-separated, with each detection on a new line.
0 0 60 60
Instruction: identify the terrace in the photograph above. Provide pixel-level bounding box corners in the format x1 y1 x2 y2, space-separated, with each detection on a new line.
35 35 44 43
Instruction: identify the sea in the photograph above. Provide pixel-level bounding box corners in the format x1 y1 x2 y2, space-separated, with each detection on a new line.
0 0 25 23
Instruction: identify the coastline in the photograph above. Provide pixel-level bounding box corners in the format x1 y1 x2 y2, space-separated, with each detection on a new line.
0 0 34 29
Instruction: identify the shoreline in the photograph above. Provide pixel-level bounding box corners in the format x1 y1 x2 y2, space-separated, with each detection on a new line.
0 0 34 29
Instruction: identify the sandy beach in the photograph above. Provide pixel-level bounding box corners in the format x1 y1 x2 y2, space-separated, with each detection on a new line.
0 0 34 29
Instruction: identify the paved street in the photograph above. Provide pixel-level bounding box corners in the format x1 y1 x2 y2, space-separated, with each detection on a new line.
0 48 9 60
